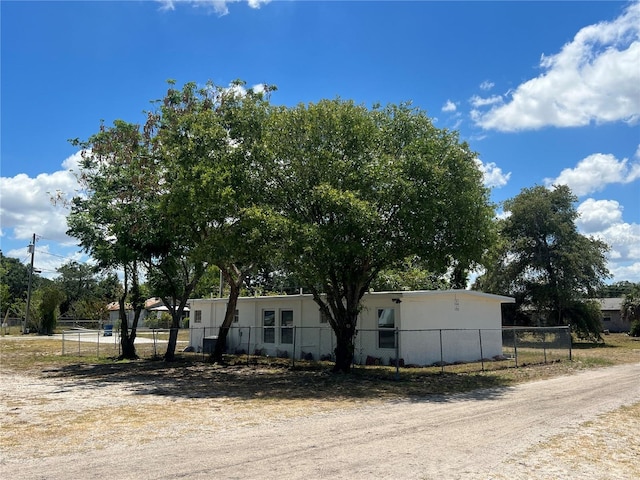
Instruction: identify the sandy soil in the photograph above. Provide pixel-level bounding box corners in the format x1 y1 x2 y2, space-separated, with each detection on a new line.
1 362 639 479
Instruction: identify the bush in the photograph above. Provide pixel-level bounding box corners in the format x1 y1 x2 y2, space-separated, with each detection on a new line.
630 320 640 337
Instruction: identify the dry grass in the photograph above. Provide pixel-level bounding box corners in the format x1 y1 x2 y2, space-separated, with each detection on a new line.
1 333 638 464
1 332 638 395
492 402 640 480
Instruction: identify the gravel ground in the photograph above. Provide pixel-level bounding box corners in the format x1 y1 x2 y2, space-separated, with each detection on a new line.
1 362 639 479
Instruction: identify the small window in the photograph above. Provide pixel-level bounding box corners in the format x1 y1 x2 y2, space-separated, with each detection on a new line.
280 310 294 344
378 308 395 349
263 310 275 343
233 309 239 323
194 310 202 324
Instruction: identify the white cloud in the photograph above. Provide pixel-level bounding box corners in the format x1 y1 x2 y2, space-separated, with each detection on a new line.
576 197 640 282
474 1 640 131
577 198 623 232
157 0 270 16
474 159 511 188
544 151 640 196
469 95 503 108
0 152 82 246
442 100 457 113
608 261 640 284
480 80 495 91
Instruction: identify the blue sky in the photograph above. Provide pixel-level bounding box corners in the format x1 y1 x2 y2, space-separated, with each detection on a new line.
1 0 639 283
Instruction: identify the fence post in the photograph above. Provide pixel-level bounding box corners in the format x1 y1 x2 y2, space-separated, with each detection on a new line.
568 324 572 361
479 329 484 372
439 329 444 373
543 330 547 364
62 331 65 355
512 327 518 367
152 329 157 357
78 331 81 356
246 326 251 366
292 325 296 368
97 329 100 357
394 327 400 380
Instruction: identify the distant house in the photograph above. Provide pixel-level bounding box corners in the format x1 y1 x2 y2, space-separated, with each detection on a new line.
189 290 515 366
106 297 190 329
596 298 628 333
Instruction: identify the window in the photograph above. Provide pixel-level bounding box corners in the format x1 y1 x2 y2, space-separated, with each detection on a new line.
233 309 239 323
319 309 330 324
194 310 202 324
280 310 294 344
263 310 275 343
378 308 396 349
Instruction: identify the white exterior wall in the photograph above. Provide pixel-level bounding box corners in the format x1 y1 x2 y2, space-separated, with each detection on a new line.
396 291 509 365
189 290 513 366
189 295 335 359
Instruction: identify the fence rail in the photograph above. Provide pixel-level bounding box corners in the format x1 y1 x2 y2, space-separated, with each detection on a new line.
60 328 188 358
189 325 572 373
57 325 572 373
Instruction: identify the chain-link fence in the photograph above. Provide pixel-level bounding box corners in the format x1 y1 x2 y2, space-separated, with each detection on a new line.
502 326 573 367
60 328 188 358
1 317 23 335
188 325 573 373
57 325 572 372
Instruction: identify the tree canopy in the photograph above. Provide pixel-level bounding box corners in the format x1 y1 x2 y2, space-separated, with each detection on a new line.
475 185 610 339
64 81 513 371
264 99 494 371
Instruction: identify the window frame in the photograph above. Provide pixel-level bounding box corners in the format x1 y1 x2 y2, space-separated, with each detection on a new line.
377 307 396 349
280 309 294 344
263 309 275 344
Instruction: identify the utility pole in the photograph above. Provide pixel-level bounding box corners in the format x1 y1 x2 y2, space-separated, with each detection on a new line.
24 233 36 334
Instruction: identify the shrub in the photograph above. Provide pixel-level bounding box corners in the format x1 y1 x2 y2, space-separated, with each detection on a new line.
630 320 640 337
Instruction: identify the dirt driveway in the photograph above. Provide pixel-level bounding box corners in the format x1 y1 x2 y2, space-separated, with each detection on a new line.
2 362 639 479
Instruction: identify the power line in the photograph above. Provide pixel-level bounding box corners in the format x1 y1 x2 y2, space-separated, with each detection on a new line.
36 249 75 260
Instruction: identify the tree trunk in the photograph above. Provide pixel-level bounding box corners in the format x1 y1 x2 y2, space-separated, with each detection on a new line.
118 297 138 360
333 326 356 373
164 302 186 362
118 263 142 360
164 325 179 361
311 285 366 374
210 267 243 363
120 334 138 359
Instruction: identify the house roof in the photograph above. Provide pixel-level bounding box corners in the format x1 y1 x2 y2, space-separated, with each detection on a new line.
370 289 516 303
149 305 190 312
191 289 515 304
595 298 623 311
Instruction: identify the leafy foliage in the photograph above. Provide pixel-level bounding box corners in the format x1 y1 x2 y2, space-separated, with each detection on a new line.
0 251 47 317
475 185 610 337
621 283 640 336
35 285 66 334
264 99 494 371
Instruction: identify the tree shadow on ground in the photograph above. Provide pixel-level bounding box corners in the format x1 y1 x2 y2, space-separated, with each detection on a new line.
45 355 513 404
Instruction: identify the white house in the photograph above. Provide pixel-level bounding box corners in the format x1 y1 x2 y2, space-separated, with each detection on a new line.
189 290 515 366
106 297 190 329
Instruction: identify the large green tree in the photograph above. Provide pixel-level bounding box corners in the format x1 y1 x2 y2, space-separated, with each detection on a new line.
265 99 494 372
0 251 44 317
68 121 153 358
144 80 279 362
68 80 278 362
621 283 640 336
35 285 66 334
55 261 120 323
475 185 610 338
